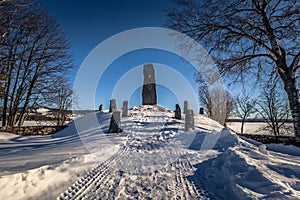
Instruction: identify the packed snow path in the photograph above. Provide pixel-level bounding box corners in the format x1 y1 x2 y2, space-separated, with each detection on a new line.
58 106 208 200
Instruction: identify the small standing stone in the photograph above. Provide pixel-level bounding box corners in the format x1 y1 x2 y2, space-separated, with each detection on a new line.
199 107 204 115
109 99 117 112
175 104 181 120
185 109 195 130
122 101 129 117
99 104 103 111
109 111 122 133
184 100 189 114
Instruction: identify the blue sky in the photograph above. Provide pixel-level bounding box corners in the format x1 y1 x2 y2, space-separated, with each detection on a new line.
41 0 235 112
41 0 168 66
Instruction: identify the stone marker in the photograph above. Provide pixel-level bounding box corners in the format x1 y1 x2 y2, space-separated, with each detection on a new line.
109 111 122 133
122 101 129 117
142 64 157 105
175 104 181 120
184 100 189 114
199 107 204 115
185 109 195 130
109 99 117 112
99 104 103 111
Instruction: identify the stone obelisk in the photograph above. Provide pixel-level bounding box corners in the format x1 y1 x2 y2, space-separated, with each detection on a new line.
142 64 157 105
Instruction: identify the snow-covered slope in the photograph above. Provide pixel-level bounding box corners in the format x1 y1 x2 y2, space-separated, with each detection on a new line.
0 105 299 199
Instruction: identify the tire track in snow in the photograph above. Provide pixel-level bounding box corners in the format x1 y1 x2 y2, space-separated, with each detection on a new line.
56 146 128 200
171 151 209 200
183 154 212 200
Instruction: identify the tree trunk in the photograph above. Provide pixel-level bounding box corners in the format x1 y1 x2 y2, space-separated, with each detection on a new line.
278 68 300 137
18 111 29 127
2 86 8 127
2 59 13 127
17 82 35 126
241 118 245 135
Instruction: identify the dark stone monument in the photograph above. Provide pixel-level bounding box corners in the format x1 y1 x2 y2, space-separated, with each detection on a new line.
109 99 117 112
142 64 157 105
185 109 195 130
199 107 204 115
99 104 103 111
109 111 122 133
184 100 189 114
175 104 181 120
122 101 129 117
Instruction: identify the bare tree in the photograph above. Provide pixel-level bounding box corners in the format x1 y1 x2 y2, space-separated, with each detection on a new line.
225 93 235 125
0 1 73 126
167 0 300 136
234 93 257 134
52 80 75 126
199 83 234 126
257 74 292 136
198 84 212 116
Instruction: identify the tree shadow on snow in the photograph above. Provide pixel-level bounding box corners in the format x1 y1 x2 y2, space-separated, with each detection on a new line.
188 128 238 151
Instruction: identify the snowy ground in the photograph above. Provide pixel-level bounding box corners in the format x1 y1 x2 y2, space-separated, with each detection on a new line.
0 105 299 199
227 122 294 136
0 121 55 127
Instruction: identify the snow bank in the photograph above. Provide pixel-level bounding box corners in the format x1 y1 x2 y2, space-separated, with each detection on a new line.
0 147 120 200
0 153 100 200
190 129 300 199
0 111 121 199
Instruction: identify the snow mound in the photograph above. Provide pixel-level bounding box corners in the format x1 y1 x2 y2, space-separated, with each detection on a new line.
189 129 300 199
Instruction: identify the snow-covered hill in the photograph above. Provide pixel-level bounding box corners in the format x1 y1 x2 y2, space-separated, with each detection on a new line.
0 105 299 199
